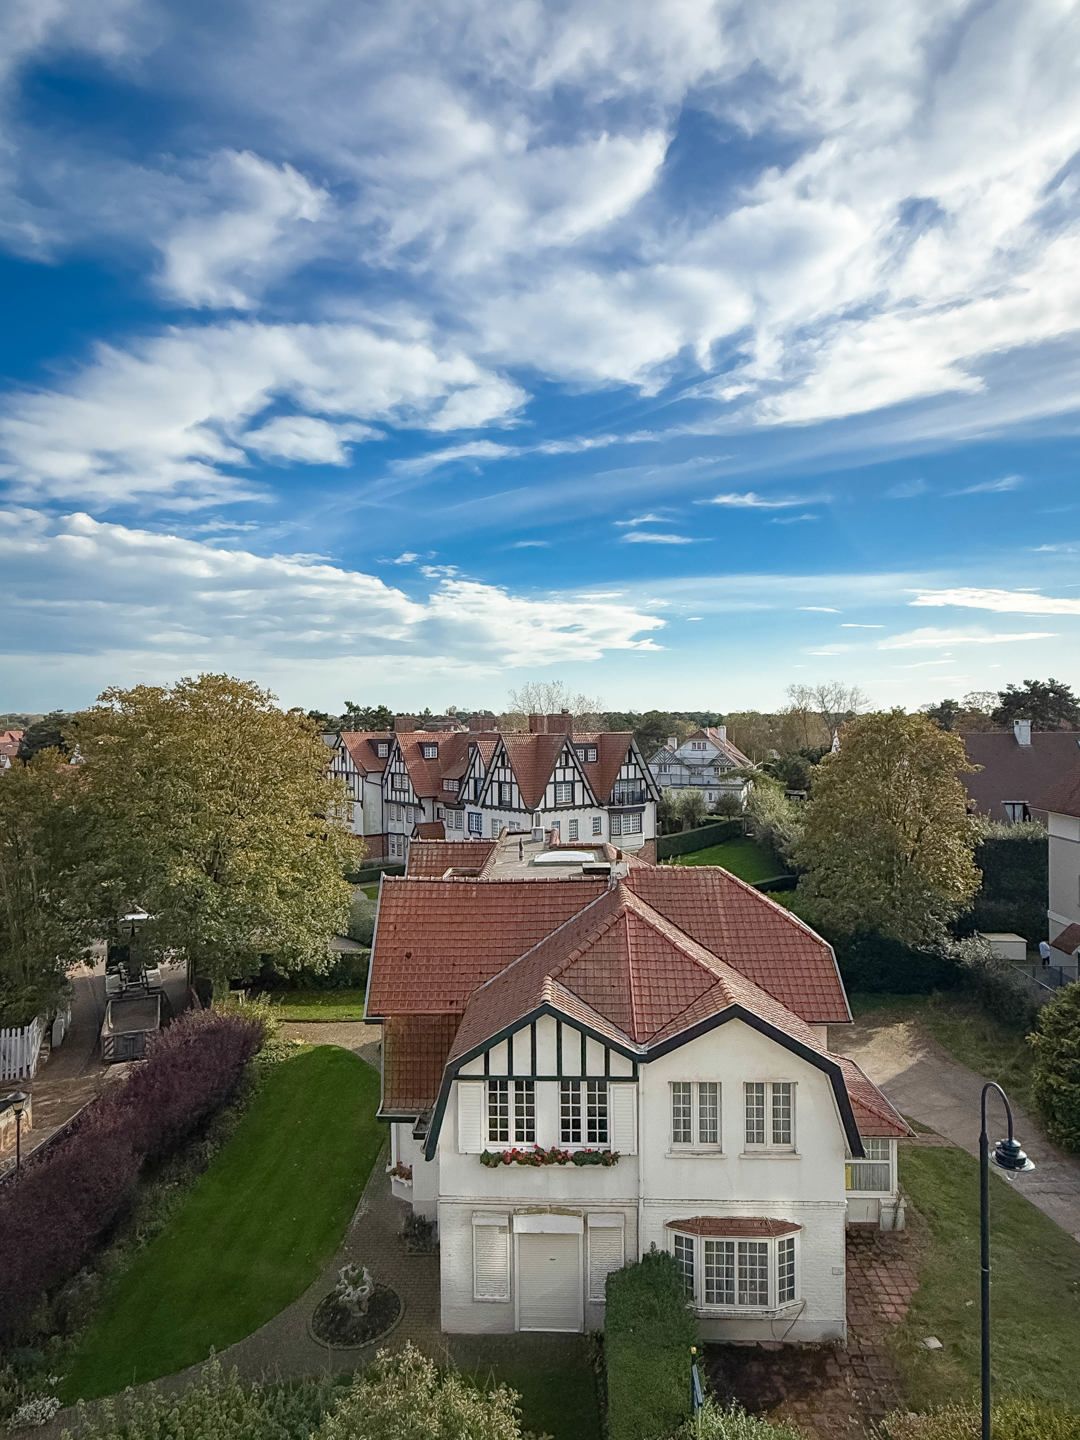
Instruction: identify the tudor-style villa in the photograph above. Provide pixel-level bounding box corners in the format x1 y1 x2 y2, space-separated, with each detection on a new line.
365 834 908 1342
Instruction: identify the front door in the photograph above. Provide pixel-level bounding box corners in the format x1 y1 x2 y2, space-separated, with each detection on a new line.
516 1232 583 1332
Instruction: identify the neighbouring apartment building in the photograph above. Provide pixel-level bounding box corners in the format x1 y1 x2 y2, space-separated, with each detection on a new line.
365 834 909 1342
647 726 753 810
332 713 659 860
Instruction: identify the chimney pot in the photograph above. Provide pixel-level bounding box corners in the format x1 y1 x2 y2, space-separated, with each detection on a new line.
1014 719 1032 747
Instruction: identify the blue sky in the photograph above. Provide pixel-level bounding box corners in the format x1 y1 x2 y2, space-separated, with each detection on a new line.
3 1 1080 715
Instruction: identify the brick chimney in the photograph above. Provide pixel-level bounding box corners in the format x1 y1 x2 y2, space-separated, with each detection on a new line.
1014 719 1032 747
528 714 547 734
394 715 416 733
468 713 490 733
548 709 574 734
667 735 678 749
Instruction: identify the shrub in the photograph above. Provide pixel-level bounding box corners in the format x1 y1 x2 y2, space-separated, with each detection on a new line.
745 786 802 867
606 1251 698 1440
949 935 1041 1032
1031 982 1080 1151
657 820 742 860
0 1009 264 1343
347 892 378 945
315 1344 527 1440
968 821 1048 944
712 795 744 819
666 1399 805 1439
876 1397 1080 1439
830 930 961 995
65 1355 336 1440
346 860 405 885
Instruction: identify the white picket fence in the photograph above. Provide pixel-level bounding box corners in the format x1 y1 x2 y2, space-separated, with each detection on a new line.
0 1015 46 1082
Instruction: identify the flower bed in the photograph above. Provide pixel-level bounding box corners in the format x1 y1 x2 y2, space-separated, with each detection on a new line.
388 1161 413 1182
480 1145 620 1168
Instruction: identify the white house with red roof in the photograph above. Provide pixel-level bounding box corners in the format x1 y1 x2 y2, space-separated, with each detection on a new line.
648 726 754 810
365 835 909 1342
331 730 393 856
1043 764 1080 977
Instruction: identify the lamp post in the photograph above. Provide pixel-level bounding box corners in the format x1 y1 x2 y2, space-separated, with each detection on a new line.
8 1090 28 1175
980 1081 1034 1440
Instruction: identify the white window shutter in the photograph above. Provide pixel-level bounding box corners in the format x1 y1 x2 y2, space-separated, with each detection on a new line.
587 1217 625 1300
458 1083 485 1154
610 1084 637 1155
472 1217 510 1301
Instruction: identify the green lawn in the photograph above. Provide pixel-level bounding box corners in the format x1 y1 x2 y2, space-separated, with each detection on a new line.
452 1336 602 1440
673 836 787 884
267 987 368 1022
895 1143 1080 1410
62 1046 382 1400
850 991 1036 1111
360 883 380 900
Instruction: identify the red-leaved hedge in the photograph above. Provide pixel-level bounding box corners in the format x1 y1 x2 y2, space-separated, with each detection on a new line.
0 1008 264 1343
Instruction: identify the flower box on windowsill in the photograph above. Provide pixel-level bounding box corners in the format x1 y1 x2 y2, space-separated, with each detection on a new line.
388 1162 413 1188
479 1145 620 1168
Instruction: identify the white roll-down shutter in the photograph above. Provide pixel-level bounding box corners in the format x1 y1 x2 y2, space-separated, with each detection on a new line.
610 1084 637 1154
587 1214 625 1300
458 1081 485 1153
473 1214 510 1300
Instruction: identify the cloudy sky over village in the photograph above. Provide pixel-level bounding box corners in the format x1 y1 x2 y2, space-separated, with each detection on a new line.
3 0 1080 711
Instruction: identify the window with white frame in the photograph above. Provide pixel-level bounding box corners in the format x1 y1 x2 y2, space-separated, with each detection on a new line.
560 1079 609 1145
691 740 707 750
554 781 573 805
468 811 482 835
744 1082 795 1149
591 815 603 836
568 819 579 840
422 743 438 759
610 811 642 836
670 1081 721 1148
846 1137 894 1193
670 1231 798 1310
376 741 389 757
498 782 513 807
490 818 503 838
485 1079 535 1146
443 778 459 792
577 745 598 763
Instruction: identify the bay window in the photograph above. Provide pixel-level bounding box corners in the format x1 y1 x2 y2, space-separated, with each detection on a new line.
669 1228 798 1310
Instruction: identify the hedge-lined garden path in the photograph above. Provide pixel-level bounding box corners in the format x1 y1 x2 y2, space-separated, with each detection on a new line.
837 1010 1080 1242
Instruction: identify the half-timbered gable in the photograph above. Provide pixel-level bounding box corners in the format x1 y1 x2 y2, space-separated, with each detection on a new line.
477 740 528 813
384 741 419 807
541 738 597 811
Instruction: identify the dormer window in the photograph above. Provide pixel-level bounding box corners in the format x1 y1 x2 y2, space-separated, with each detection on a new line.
576 744 598 763
422 743 438 759
443 778 459 792
376 742 389 758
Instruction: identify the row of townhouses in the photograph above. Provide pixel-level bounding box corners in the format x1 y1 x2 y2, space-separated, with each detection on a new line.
364 832 909 1342
331 713 659 860
647 725 754 809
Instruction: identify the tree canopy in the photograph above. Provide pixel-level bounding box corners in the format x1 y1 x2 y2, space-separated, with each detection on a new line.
794 711 980 946
991 678 1080 731
74 675 361 988
17 710 75 761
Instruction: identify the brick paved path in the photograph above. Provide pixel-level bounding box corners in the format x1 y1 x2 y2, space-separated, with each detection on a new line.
704 1228 919 1439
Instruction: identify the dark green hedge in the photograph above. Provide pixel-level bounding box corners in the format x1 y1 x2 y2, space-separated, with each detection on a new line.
831 931 961 995
656 819 742 859
347 861 406 885
605 1250 698 1440
968 823 1048 944
753 873 798 893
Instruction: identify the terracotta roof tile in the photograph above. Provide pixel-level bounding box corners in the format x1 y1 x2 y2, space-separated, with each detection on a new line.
366 877 607 1015
381 1014 460 1114
624 867 850 1024
836 1056 913 1138
413 820 445 840
963 730 1080 819
498 732 569 810
339 730 392 773
406 839 497 878
664 1216 801 1237
1051 922 1080 956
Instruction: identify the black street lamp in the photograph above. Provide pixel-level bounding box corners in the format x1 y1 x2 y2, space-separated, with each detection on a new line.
980 1081 1034 1440
8 1090 28 1175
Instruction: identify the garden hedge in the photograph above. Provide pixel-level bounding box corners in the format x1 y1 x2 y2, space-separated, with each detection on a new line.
1031 982 1080 1151
0 1008 264 1343
830 931 961 995
657 819 742 859
605 1250 698 1440
346 861 405 885
966 822 1048 944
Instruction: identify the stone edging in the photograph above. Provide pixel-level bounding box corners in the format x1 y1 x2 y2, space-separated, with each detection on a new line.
306 1291 406 1353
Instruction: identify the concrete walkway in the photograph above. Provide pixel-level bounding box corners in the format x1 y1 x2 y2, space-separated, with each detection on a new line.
837 1013 1080 1243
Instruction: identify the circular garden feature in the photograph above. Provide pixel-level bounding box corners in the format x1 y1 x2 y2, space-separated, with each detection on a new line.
311 1263 402 1349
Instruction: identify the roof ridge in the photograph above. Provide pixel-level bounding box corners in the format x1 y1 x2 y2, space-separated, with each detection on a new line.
620 884 733 984
469 884 619 997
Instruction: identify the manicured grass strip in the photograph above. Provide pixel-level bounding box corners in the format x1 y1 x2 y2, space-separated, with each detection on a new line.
268 987 368 1022
674 836 787 884
894 1143 1080 1410
850 991 1036 1111
62 1046 382 1400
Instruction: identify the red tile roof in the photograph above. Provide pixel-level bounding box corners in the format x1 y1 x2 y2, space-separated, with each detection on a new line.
1043 765 1080 820
665 1216 801 1237
573 732 646 804
1051 922 1080 957
624 867 849 1024
382 1014 460 1114
340 730 392 774
406 839 497 878
835 1056 912 1138
366 877 607 1015
412 820 445 840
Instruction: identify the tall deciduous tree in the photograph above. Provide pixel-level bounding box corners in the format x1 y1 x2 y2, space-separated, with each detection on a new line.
794 711 980 946
75 675 361 989
502 681 604 730
0 749 91 1025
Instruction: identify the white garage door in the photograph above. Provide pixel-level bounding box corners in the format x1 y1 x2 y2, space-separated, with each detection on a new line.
516 1232 583 1332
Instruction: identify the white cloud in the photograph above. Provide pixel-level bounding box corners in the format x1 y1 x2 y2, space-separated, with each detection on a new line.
614 512 670 527
841 623 884 629
507 539 551 549
910 587 1080 617
798 605 840 612
880 626 1059 649
949 474 1023 496
243 415 378 465
0 322 524 507
885 478 930 499
701 491 819 509
0 508 664 675
156 151 329 309
620 531 695 545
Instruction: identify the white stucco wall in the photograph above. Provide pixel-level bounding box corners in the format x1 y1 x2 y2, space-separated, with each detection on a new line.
1048 811 1080 946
